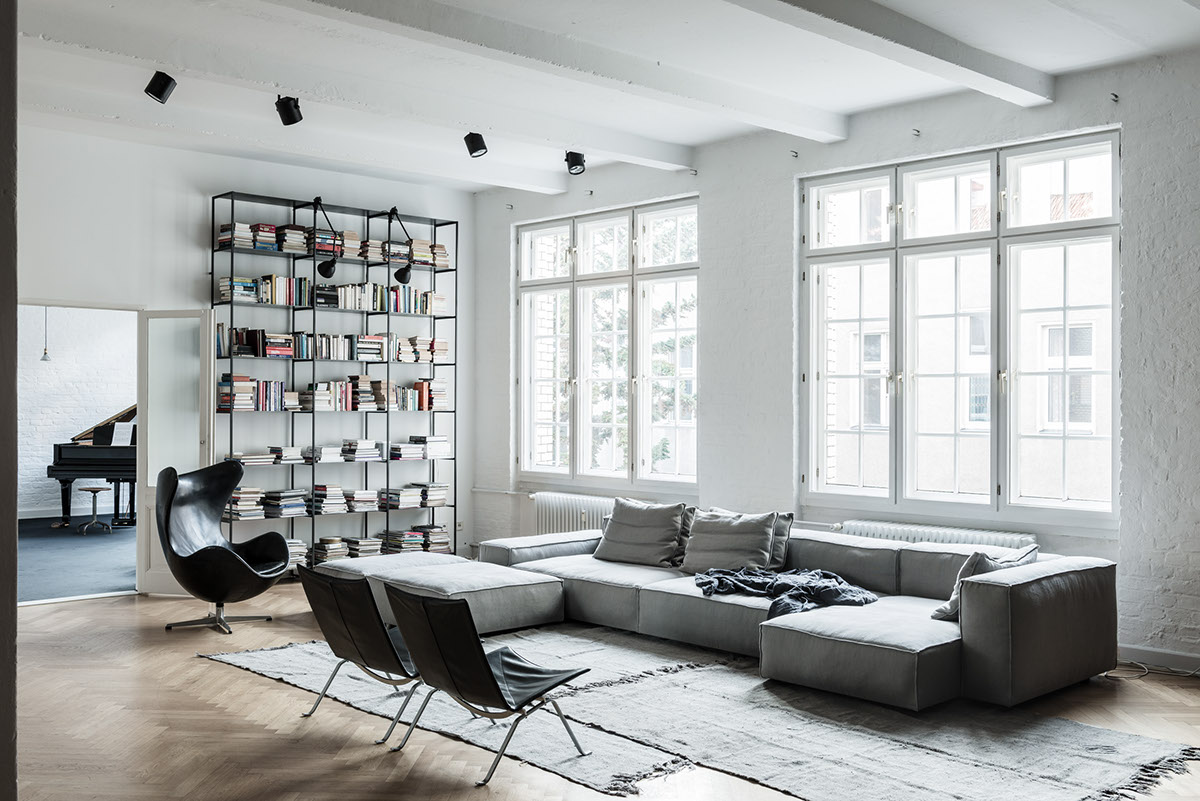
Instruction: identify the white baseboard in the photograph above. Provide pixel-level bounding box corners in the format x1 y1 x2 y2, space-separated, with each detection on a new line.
19 502 116 520
1118 643 1200 672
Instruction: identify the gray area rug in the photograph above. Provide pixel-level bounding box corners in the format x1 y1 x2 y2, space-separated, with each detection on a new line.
204 623 1198 799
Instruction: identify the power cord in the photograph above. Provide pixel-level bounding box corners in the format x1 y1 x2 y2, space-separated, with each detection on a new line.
1105 661 1200 680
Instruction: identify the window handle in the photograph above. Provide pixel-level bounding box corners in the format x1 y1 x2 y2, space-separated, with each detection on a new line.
997 369 1008 393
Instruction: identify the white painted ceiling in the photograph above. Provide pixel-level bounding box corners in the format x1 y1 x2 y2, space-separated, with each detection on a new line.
17 0 1200 194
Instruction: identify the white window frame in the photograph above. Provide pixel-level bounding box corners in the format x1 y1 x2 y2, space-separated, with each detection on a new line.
805 168 895 256
800 131 1120 533
517 198 699 496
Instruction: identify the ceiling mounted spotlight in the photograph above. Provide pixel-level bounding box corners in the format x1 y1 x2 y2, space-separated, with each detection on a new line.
565 151 586 175
464 132 488 158
311 196 343 279
144 71 177 104
276 95 303 126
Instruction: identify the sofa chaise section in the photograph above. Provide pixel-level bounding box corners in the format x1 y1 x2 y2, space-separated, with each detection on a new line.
515 553 685 631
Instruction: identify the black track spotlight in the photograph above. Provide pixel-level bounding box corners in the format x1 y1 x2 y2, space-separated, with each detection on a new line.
145 71 176 104
393 264 413 285
464 132 488 158
565 150 586 175
276 95 303 126
317 257 338 279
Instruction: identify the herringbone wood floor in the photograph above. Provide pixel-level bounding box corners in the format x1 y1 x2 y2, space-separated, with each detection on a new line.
15 583 1200 800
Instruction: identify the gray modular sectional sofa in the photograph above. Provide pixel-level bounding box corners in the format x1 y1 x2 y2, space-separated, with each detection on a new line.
479 527 1117 711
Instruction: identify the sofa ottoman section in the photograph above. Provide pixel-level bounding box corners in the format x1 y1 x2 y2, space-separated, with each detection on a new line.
516 554 686 631
639 576 771 656
759 596 962 711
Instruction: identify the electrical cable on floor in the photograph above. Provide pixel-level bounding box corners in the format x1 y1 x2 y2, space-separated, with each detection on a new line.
1105 661 1200 680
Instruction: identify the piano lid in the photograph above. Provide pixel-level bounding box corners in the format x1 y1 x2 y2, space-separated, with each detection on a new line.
71 404 137 444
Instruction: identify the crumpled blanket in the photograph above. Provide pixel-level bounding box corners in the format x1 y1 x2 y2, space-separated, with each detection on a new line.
694 567 879 618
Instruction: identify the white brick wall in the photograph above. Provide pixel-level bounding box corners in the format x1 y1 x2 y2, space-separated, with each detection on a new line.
472 46 1200 666
17 304 136 518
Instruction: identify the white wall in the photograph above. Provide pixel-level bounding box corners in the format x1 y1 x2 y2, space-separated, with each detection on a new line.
17 126 477 551
17 304 136 517
473 46 1200 666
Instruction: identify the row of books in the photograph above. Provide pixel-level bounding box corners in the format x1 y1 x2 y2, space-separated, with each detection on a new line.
219 224 450 267
216 326 453 363
217 374 301 412
226 434 450 466
216 276 447 315
218 275 313 307
379 524 451 554
222 483 450 521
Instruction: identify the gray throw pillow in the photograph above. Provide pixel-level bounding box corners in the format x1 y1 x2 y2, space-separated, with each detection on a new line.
670 506 697 567
710 507 793 570
593 498 686 567
680 509 778 575
931 544 1040 621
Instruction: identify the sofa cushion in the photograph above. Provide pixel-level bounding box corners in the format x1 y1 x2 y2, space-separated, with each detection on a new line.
315 552 467 628
785 530 905 594
639 576 771 656
710 507 793 570
931 544 1039 621
899 541 1034 600
477 529 601 566
681 510 778 575
759 595 962 711
593 497 686 568
516 553 686 631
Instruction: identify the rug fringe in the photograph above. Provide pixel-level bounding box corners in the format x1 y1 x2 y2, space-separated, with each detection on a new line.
604 757 693 796
1084 746 1200 800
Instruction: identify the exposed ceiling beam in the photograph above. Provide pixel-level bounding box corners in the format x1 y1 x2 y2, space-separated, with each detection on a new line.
261 0 848 143
723 0 1054 107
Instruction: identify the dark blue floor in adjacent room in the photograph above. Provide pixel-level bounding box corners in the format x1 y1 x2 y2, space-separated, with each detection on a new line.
18 516 136 602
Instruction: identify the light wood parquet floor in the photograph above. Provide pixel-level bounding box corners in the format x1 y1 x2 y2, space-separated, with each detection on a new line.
16 582 1200 800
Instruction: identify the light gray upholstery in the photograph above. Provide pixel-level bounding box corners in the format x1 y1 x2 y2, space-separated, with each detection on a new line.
639 576 771 656
785 529 906 594
477 529 601 566
320 556 562 634
681 509 777 575
899 541 1034 600
759 596 962 711
517 553 686 630
316 552 467 625
958 557 1117 707
594 498 687 567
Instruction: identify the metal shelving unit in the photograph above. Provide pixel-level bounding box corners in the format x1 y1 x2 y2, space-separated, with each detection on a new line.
210 191 459 562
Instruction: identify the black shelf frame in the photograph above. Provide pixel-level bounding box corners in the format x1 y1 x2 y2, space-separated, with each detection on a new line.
210 191 459 562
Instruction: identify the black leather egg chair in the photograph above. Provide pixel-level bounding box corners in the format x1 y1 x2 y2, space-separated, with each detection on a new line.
156 462 289 634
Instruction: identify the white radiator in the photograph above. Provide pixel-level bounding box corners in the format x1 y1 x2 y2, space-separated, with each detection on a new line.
531 491 614 535
839 519 1036 549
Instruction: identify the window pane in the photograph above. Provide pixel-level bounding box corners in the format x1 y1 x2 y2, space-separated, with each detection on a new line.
640 276 698 481
578 215 629 274
1007 140 1114 228
812 176 890 250
905 249 991 502
523 288 571 471
639 205 698 268
902 160 992 239
1010 236 1113 508
579 284 629 477
815 259 890 495
521 225 571 279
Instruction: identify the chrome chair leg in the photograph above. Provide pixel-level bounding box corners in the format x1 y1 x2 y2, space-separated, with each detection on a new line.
302 659 348 717
165 604 272 634
476 712 530 786
549 699 591 756
390 688 438 752
375 683 420 744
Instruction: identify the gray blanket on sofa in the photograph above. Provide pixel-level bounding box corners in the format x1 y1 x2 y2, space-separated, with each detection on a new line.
695 568 878 618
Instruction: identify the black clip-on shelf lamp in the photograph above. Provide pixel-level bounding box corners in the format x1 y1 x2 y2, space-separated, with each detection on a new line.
311 196 344 279
388 206 413 285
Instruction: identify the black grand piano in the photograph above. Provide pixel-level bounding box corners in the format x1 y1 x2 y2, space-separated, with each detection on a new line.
46 405 137 528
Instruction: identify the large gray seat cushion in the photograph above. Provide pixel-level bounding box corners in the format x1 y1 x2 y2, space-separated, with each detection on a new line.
477 529 601 566
516 553 686 631
315 552 467 622
759 595 962 711
318 555 562 634
639 576 770 656
785 530 906 594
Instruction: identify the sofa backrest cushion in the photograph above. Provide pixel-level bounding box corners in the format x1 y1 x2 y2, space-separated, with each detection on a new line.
593 497 686 568
681 509 778 575
709 507 793 570
899 541 1031 600
785 530 905 594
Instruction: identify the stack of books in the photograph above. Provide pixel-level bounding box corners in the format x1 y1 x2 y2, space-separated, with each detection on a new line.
349 375 377 411
379 529 425 554
269 445 303 464
223 487 264 521
226 451 275 466
343 489 378 513
418 524 452 553
379 486 423 510
285 538 308 568
341 230 361 258
431 338 451 363
415 482 450 507
217 373 255 412
311 537 349 565
431 243 451 270
314 284 339 308
307 228 343 258
390 441 424 460
263 489 307 518
409 336 433 363
308 485 348 515
359 240 386 262
409 239 434 266
218 276 258 303
412 378 449 411
344 536 382 557
341 439 381 462
356 335 385 362
277 224 307 254
412 434 452 459
303 445 342 464
251 223 278 251
299 383 334 412
384 241 408 265
371 380 399 410
218 222 253 250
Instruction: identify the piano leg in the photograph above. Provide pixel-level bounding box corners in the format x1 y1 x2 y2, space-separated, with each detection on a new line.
111 480 136 527
50 480 73 529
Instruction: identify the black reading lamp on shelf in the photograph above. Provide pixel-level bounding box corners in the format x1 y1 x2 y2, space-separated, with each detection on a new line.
311 196 344 279
388 206 413 285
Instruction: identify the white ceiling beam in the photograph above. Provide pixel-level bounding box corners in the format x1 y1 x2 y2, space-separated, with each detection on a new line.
723 0 1054 107
260 0 848 143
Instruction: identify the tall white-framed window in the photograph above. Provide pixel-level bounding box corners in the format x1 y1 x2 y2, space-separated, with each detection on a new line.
802 131 1119 527
518 200 699 490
